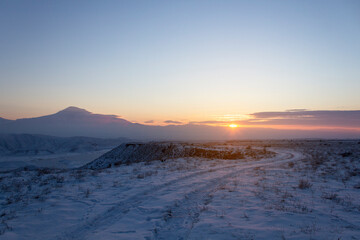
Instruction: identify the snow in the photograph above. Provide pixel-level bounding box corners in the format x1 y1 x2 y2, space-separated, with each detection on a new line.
0 134 127 156
0 134 128 171
0 150 109 171
0 140 359 239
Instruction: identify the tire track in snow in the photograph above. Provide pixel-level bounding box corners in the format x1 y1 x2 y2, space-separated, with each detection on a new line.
151 149 304 240
57 150 297 240
57 161 250 239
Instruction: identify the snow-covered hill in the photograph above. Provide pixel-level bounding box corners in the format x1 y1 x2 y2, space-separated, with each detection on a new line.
83 142 274 169
0 134 127 156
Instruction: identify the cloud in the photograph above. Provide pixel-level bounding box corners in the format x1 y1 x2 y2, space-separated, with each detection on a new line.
285 109 308 112
189 120 228 124
190 110 360 129
247 110 360 128
144 120 154 123
164 120 182 124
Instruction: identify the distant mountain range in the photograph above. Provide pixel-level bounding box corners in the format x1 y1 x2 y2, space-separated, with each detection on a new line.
0 107 359 140
0 107 228 140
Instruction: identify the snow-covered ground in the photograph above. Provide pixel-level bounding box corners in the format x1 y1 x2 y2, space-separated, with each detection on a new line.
0 140 359 239
0 150 110 171
0 134 127 171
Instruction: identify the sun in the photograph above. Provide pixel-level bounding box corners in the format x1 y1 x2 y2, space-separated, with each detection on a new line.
229 124 238 128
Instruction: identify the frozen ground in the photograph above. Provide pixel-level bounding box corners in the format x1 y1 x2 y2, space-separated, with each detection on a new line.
0 134 127 171
0 140 359 239
0 150 110 171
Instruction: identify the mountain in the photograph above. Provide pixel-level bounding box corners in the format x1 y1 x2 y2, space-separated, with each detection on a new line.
0 107 359 140
0 107 135 138
14 106 132 126
0 117 11 124
0 107 235 140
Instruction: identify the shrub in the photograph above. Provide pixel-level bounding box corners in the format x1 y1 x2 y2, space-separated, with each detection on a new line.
298 179 312 189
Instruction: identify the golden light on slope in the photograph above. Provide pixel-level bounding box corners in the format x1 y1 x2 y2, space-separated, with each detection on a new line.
229 124 238 128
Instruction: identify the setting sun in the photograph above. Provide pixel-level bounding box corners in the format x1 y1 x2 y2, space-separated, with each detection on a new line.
229 124 238 128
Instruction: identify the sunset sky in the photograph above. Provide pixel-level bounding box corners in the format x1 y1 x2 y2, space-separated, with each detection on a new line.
1 0 359 129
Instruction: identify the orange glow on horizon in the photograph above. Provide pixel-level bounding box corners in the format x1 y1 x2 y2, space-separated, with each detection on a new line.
198 122 360 132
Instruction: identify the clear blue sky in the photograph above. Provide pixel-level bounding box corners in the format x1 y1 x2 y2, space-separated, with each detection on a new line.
1 0 359 123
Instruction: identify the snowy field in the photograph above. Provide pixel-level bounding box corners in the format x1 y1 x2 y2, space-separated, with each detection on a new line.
0 140 359 239
0 150 110 171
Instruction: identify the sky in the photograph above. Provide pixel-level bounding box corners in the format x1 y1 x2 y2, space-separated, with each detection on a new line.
1 0 360 126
